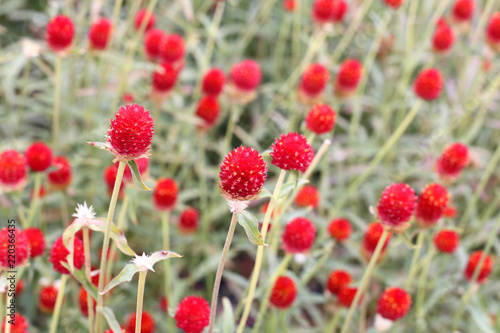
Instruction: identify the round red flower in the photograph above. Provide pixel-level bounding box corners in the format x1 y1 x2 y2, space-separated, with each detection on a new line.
283 0 296 11
376 287 412 321
415 183 450 227
47 156 72 190
270 276 297 309
88 18 112 51
464 250 493 283
174 296 210 333
78 287 96 317
25 142 52 172
436 143 469 179
487 12 500 45
433 21 455 53
153 178 178 211
414 68 443 101
327 218 352 242
270 132 315 173
196 96 220 128
295 185 320 208
452 0 474 21
24 227 46 258
49 236 84 275
178 207 199 234
312 0 347 24
202 68 226 97
282 217 316 253
433 229 459 253
338 287 361 307
384 0 403 9
335 59 363 92
361 222 392 260
144 29 166 60
152 62 178 93
326 270 352 295
134 9 156 31
299 63 330 97
229 60 261 91
305 104 336 134
2 314 29 333
0 150 27 190
46 15 75 52
0 228 29 268
160 34 185 63
39 285 58 313
377 183 416 231
126 311 155 333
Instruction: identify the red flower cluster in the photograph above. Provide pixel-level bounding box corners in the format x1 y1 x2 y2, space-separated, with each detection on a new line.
414 68 443 101
270 276 297 309
144 29 166 60
152 62 179 93
134 9 156 31
39 285 58 313
271 133 314 173
282 217 316 253
196 96 220 129
2 314 29 333
436 143 469 181
160 34 186 64
49 236 84 275
361 222 392 261
25 142 52 172
326 270 352 295
153 178 179 211
305 104 336 134
0 150 27 191
312 0 347 25
452 0 474 22
464 251 493 283
24 227 46 258
335 59 363 97
295 185 320 208
376 287 412 321
384 0 403 9
486 12 500 50
433 19 455 53
178 207 199 234
433 229 459 253
299 63 330 98
338 287 360 307
0 229 29 268
376 183 416 232
48 156 72 190
328 218 352 242
202 68 226 97
174 296 210 333
46 15 75 52
229 60 262 92
126 311 155 333
88 18 112 51
415 183 450 227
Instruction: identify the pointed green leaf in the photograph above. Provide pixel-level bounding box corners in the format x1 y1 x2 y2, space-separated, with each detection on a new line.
237 211 264 245
101 264 140 295
61 262 98 299
127 160 151 191
148 251 182 266
98 306 123 333
89 218 136 256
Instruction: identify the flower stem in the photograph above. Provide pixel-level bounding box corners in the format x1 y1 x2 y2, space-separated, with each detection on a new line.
26 172 42 227
224 105 241 153
236 169 287 333
83 227 95 333
415 247 435 327
48 274 68 333
292 0 301 66
405 230 425 290
135 270 148 333
161 212 172 317
325 310 342 333
340 229 390 333
95 161 126 332
52 55 62 152
208 212 239 333
105 193 130 283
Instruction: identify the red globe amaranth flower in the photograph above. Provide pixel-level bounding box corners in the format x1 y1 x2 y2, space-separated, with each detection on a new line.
15 279 25 295
219 146 268 201
78 287 96 317
39 285 58 313
134 9 156 31
312 0 347 25
361 222 392 261
435 143 469 180
47 156 72 190
25 142 52 172
487 12 500 50
305 104 336 134
0 150 27 191
152 62 178 93
452 0 474 22
2 314 29 333
229 60 261 92
122 93 135 103
123 158 149 183
46 15 75 52
335 59 363 96
160 34 185 64
282 217 316 253
196 96 220 128
326 270 352 295
88 18 112 51
338 287 361 307
174 296 210 333
49 236 84 275
384 0 403 9
376 287 412 321
270 132 315 173
178 207 199 234
414 68 443 101
327 218 352 242
283 0 295 11
270 276 297 309
433 20 455 53
160 297 168 312
202 68 226 97
107 104 154 161
433 229 459 253
376 183 416 232
153 178 178 211
0 229 29 268
295 185 320 208
144 29 166 60
415 183 450 227
299 63 330 97
103 164 124 198
464 251 493 283
24 227 46 258
126 311 155 333
444 204 457 218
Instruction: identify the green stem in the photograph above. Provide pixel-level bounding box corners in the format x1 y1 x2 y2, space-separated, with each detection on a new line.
15 59 31 139
60 193 69 227
272 14 292 79
83 227 95 333
135 270 148 333
278 310 289 333
292 0 301 66
224 105 241 152
48 274 68 333
208 212 239 333
105 193 130 284
161 212 171 315
26 172 42 228
198 139 210 244
52 55 62 153
405 230 425 290
325 310 342 333
405 0 419 60
201 1 225 74
415 248 435 329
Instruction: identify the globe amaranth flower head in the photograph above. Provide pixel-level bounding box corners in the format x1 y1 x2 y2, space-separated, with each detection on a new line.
0 229 29 268
415 183 450 228
376 183 417 233
88 18 112 51
305 104 336 134
0 149 28 192
127 311 155 333
46 15 75 53
326 270 352 295
175 296 210 333
376 287 412 321
270 132 315 173
270 276 297 309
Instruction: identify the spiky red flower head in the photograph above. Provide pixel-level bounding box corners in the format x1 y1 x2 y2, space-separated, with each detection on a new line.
305 104 336 134
326 270 352 295
88 18 112 51
433 20 455 53
196 96 220 128
2 314 29 333
487 12 500 46
413 68 443 101
376 183 416 231
361 222 392 260
107 104 154 161
39 285 58 313
338 287 361 307
127 311 155 333
415 183 450 227
312 0 347 24
24 227 45 258
178 207 199 234
464 251 493 283
384 0 403 9
299 63 330 97
47 156 72 190
335 59 363 92
78 287 96 317
295 185 320 208
229 60 262 91
283 0 296 11
160 297 168 312
46 15 75 52
271 132 315 173
270 276 297 309
282 217 316 253
123 158 149 183
202 68 226 96
433 229 459 253
376 287 412 321
49 236 84 275
160 34 185 63
25 142 52 172
452 0 474 21
134 9 156 31
174 296 210 333
144 29 166 60
0 228 29 268
153 178 178 211
152 62 178 93
219 146 268 201
0 150 27 190
436 143 469 179
327 218 352 242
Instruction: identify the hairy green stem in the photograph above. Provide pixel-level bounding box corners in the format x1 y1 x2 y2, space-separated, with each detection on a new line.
52 55 62 152
83 227 95 333
48 274 68 333
26 172 42 227
135 270 148 333
161 211 172 327
405 230 425 290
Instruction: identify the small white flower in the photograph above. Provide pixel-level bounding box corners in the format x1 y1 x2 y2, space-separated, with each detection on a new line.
374 314 393 332
72 202 96 227
132 253 155 272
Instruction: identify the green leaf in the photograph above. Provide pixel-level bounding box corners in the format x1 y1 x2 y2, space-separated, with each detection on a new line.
61 262 98 299
127 160 152 191
101 264 140 295
259 188 272 199
89 218 136 256
222 297 235 333
237 211 264 245
98 306 123 333
148 250 182 266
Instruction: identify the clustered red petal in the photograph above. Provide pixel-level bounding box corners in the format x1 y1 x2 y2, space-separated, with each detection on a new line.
436 143 469 180
0 150 27 189
196 96 220 128
229 60 262 91
48 236 84 274
2 313 29 333
134 9 156 31
24 227 46 258
270 276 297 309
376 183 416 230
126 311 155 333
46 15 75 52
335 59 363 92
153 178 178 211
48 156 72 190
433 229 459 253
219 146 268 201
326 270 352 295
78 287 96 317
338 287 360 307
299 63 330 96
0 228 29 268
328 218 352 242
361 222 392 261
39 285 58 313
25 142 53 172
283 0 296 11
88 18 112 51
295 185 320 208
160 34 185 63
282 217 316 253
433 20 455 53
178 207 199 234
415 183 450 227
486 12 500 46
376 287 412 321
174 296 210 333
414 68 444 101
305 104 336 134
144 29 166 60
312 0 347 24
152 62 178 93
202 68 226 96
384 0 403 9
464 250 493 283
452 0 474 21
270 132 315 173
